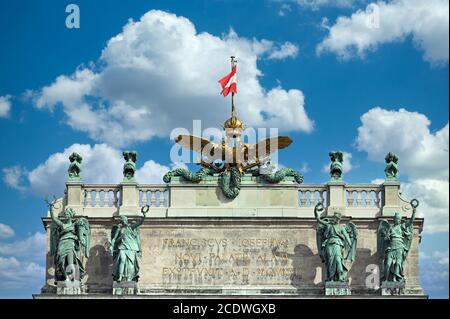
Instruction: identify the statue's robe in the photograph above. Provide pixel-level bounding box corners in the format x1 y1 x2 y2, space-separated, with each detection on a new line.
55 222 85 280
322 224 348 281
113 226 140 281
384 224 410 281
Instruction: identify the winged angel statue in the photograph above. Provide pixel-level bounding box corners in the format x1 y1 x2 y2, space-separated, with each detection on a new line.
377 199 418 283
47 198 91 282
314 202 357 282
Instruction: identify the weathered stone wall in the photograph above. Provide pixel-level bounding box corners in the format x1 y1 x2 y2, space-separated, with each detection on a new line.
39 179 425 297
41 217 424 296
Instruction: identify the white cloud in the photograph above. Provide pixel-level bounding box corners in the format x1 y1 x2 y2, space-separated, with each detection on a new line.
2 165 28 192
0 224 15 239
2 143 180 197
33 10 312 148
300 162 311 173
0 95 11 118
401 179 449 233
0 230 46 292
317 0 449 64
356 107 449 180
356 107 449 233
295 0 359 10
0 232 46 260
431 250 449 267
342 152 354 173
278 3 292 16
420 249 449 296
0 257 45 290
371 178 384 184
267 42 299 59
322 151 354 174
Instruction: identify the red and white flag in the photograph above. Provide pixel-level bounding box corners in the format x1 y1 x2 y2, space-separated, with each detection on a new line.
218 65 237 97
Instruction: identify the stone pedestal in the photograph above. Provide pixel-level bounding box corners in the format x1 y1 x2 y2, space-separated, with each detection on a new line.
325 281 351 296
382 181 401 216
381 281 405 296
56 280 82 295
326 182 345 214
119 183 139 214
113 281 138 295
65 182 83 215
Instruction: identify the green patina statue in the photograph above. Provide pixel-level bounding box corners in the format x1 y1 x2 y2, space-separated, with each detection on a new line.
384 152 399 181
110 205 148 282
48 199 91 283
163 165 303 200
259 167 304 184
378 199 418 283
68 152 82 181
163 166 216 184
329 151 344 182
123 151 137 182
314 203 357 282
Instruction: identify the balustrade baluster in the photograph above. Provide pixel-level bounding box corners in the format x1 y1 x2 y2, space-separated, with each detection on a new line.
347 190 354 207
300 191 307 207
164 190 169 207
365 191 371 207
356 191 362 207
94 191 101 207
374 190 380 208
150 191 157 207
142 190 148 207
86 190 92 207
112 189 117 207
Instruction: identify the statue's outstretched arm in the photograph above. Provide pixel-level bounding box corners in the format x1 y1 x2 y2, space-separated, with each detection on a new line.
132 205 149 229
49 204 63 228
314 203 327 225
407 199 419 228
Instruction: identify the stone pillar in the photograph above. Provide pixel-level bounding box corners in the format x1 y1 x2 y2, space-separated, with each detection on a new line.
119 183 139 215
66 182 83 215
327 181 345 215
382 181 401 216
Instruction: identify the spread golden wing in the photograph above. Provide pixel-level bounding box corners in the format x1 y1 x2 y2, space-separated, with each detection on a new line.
175 135 230 161
244 136 292 162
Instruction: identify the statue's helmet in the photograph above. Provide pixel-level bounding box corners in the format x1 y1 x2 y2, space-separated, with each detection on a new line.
394 212 401 223
119 215 128 224
64 208 75 219
332 211 342 222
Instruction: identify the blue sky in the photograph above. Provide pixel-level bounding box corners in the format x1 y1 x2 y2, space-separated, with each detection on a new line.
0 0 448 298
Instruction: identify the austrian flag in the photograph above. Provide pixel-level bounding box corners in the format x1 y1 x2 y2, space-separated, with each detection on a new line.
218 65 237 97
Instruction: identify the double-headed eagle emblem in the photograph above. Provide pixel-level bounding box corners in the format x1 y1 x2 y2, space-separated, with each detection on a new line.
174 121 292 174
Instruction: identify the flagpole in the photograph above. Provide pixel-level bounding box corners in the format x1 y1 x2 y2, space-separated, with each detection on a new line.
230 56 236 116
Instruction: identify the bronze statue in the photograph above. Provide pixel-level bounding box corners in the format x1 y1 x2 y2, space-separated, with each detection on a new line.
378 199 418 283
314 203 357 282
110 205 148 282
48 198 90 282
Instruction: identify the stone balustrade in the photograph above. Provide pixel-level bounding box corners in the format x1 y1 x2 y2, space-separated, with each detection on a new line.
83 184 121 208
297 184 328 207
139 185 169 208
59 179 411 219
